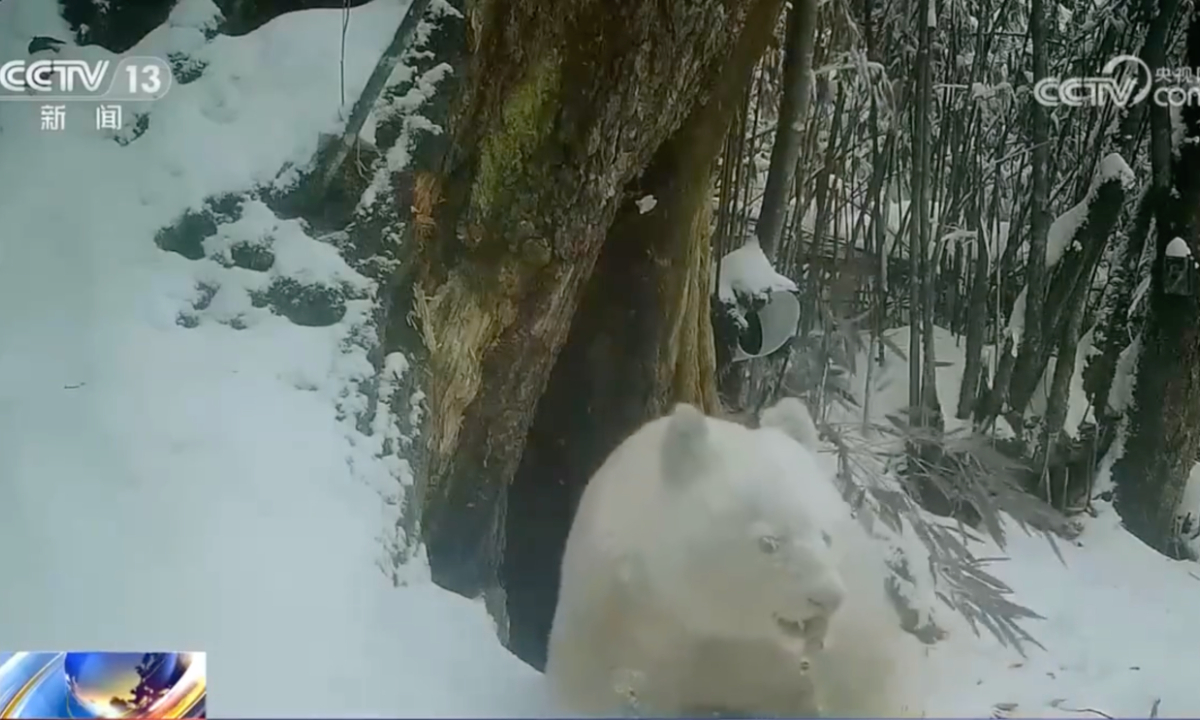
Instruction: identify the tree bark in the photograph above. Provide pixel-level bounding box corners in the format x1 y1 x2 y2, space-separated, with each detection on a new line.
1084 187 1154 420
903 0 939 430
755 0 818 258
1006 0 1051 423
503 0 776 666
1111 1 1200 557
906 0 928 424
1005 172 1129 419
1085 0 1179 422
415 0 782 609
959 121 1009 420
1034 280 1085 491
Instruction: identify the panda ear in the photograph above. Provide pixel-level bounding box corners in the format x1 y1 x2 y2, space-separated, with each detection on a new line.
661 403 710 486
760 396 820 452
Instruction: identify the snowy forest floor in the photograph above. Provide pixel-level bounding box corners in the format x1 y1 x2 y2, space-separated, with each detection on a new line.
1 0 1200 716
836 327 1200 718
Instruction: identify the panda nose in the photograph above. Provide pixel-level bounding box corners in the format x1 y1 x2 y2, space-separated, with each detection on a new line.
806 579 844 614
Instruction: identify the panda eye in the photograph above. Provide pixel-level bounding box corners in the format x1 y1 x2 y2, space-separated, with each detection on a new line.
758 535 781 554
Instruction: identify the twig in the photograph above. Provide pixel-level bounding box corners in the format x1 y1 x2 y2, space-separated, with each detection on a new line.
1149 698 1161 719
1058 706 1114 719
340 0 351 107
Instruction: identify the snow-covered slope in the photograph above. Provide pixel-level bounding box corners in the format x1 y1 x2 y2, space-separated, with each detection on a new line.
838 326 1200 718
2 0 1200 716
923 508 1200 718
0 0 546 715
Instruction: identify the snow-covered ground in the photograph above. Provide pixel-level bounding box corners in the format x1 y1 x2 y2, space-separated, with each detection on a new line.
1 0 1200 716
840 326 1200 718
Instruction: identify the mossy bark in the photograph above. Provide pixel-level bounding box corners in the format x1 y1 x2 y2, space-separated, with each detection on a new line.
414 0 782 603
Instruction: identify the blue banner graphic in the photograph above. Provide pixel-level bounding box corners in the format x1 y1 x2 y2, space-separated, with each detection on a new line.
0 651 205 718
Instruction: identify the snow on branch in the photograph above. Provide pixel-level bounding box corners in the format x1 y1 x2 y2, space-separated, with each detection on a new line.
1005 153 1135 347
1044 154 1135 269
1165 237 1191 258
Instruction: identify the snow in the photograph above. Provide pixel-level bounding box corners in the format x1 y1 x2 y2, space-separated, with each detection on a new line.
4 0 1200 717
803 199 942 256
1006 153 1135 348
971 81 1000 99
985 217 1013 261
359 1 458 212
1166 236 1191 258
841 325 1200 717
1026 325 1095 437
922 506 1200 718
1007 286 1028 349
1171 103 1186 155
1130 275 1152 320
0 0 547 715
1180 464 1200 558
1097 152 1136 189
716 238 797 304
1108 334 1141 414
1044 154 1135 270
1045 201 1086 269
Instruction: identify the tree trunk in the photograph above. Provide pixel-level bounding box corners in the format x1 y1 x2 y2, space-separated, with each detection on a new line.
503 2 776 666
906 0 927 422
1006 0 1051 423
1084 0 1179 423
907 0 939 429
1005 171 1129 419
413 0 783 640
1084 187 1154 420
957 239 988 419
1034 281 1086 493
948 241 963 332
959 122 1009 420
755 0 818 258
1111 1 1200 558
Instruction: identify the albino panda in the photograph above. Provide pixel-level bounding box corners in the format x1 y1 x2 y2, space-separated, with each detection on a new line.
543 398 848 716
671 397 919 717
756 404 922 717
544 397 919 718
760 396 821 453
